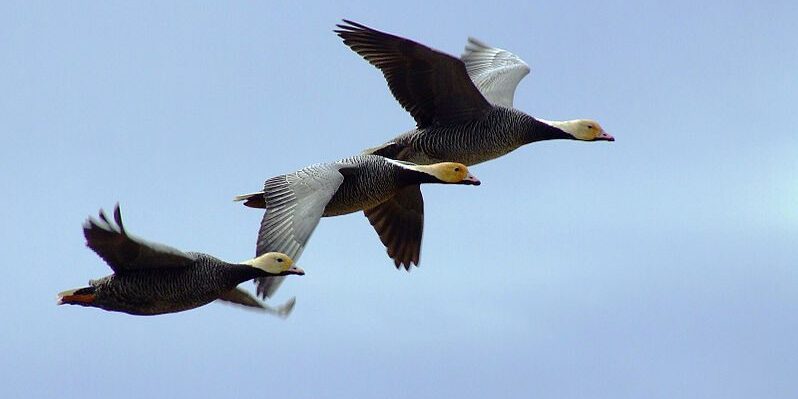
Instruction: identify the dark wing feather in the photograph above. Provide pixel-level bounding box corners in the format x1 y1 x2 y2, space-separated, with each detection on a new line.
336 19 491 128
364 185 424 270
83 204 196 273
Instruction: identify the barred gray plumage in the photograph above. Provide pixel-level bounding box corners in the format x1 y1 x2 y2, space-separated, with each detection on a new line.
383 107 561 166
236 154 480 298
57 205 303 316
335 21 613 254
81 253 263 315
335 19 613 167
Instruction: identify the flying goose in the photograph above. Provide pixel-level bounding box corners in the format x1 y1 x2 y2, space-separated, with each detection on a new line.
235 154 480 298
58 204 304 316
335 19 614 168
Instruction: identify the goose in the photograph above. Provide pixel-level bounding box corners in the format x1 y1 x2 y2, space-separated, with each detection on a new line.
334 19 614 168
234 154 480 298
57 204 304 316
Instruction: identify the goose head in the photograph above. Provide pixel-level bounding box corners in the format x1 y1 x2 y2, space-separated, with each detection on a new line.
412 162 481 185
541 119 614 142
245 252 304 276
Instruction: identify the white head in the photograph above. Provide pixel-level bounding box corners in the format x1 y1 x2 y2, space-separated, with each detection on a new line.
541 119 614 141
409 162 482 185
243 252 304 276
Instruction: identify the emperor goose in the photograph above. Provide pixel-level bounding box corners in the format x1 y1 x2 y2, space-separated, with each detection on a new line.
235 154 480 298
58 204 304 316
335 19 614 167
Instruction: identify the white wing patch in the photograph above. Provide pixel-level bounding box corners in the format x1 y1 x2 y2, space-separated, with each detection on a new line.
253 164 346 298
461 37 530 108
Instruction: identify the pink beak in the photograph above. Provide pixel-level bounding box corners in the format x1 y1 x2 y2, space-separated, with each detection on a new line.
597 131 615 141
462 173 481 186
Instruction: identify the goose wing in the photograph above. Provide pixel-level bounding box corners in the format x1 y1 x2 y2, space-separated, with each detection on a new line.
249 164 348 298
461 37 530 108
83 204 196 273
335 19 492 128
216 288 296 318
364 185 424 270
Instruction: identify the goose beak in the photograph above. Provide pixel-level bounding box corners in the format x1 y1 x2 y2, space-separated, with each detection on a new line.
288 265 305 276
462 173 481 186
596 131 615 141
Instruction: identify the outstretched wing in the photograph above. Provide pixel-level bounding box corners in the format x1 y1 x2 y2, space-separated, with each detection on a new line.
461 37 530 108
336 20 491 128
216 288 297 318
248 164 347 298
364 185 424 270
83 204 196 273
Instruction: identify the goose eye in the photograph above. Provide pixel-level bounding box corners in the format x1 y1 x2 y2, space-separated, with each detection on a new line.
277 258 283 263
454 167 461 172
587 125 594 129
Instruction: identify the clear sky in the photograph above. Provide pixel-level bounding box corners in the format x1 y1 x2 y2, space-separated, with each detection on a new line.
2 1 796 398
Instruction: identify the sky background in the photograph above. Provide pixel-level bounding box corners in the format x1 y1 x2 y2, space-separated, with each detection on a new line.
2 1 796 398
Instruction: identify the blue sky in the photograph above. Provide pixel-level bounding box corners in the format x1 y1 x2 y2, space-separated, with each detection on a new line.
2 1 796 398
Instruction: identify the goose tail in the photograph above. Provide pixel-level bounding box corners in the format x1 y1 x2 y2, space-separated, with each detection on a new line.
362 141 399 157
57 286 96 305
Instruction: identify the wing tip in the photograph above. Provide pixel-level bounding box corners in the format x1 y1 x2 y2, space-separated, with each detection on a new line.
113 203 126 235
233 192 267 208
83 203 124 241
335 19 371 36
337 19 369 30
272 296 297 319
393 257 419 271
465 36 491 51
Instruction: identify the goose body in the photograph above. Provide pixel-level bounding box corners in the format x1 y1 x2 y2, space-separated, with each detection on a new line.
370 106 573 166
75 254 277 315
235 154 480 298
335 20 614 167
58 205 303 316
